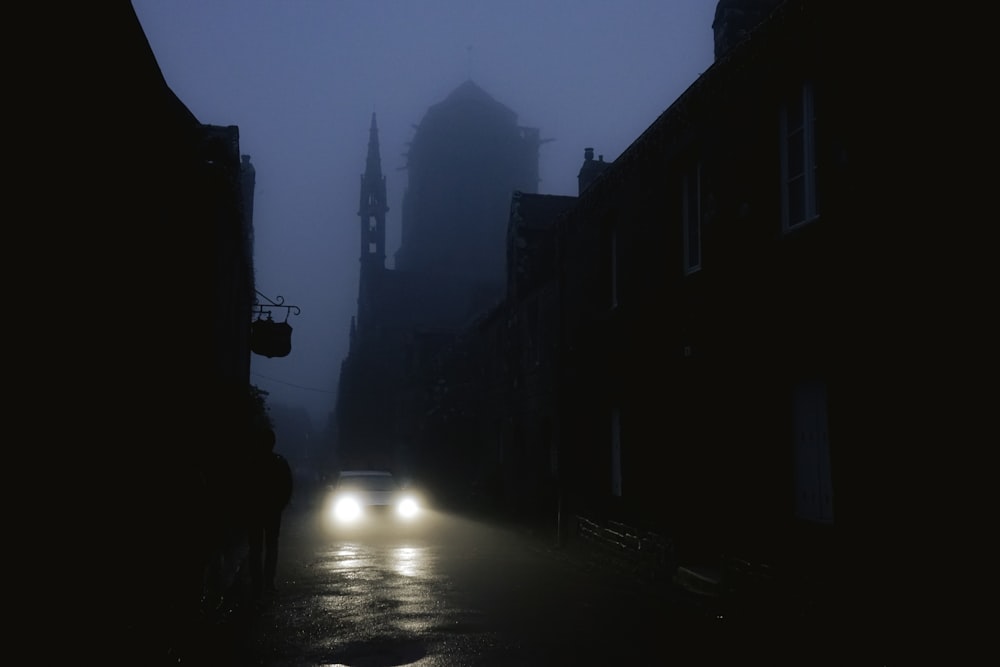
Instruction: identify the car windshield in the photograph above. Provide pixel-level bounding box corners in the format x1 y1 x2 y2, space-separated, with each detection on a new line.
337 473 398 492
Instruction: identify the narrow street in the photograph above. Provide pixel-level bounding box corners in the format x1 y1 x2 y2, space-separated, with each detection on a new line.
175 495 734 666
142 488 875 667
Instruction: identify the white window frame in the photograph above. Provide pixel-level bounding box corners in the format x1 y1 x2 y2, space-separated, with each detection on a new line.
780 81 819 231
683 162 702 275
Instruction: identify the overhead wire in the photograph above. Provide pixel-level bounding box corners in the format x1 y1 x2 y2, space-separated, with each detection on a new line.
251 372 335 393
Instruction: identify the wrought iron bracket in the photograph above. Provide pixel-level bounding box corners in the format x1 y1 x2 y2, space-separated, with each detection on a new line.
253 289 301 322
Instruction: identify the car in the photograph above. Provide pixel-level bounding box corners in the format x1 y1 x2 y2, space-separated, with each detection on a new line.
324 470 422 529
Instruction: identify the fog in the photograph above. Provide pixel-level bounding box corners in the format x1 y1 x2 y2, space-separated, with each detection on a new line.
132 0 718 429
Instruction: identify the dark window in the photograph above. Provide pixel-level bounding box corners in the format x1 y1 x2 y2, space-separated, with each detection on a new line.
683 163 702 274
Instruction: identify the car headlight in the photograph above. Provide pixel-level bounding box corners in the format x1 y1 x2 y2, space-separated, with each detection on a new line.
397 496 419 519
333 496 362 523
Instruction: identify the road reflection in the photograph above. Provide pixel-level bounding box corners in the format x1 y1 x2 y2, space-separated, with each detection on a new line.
308 529 449 642
392 546 423 577
322 540 431 578
265 505 692 664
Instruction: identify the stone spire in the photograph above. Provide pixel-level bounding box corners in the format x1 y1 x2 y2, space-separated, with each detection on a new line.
358 112 388 269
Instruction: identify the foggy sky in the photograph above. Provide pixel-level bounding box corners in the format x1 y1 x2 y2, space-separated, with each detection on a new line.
132 0 718 429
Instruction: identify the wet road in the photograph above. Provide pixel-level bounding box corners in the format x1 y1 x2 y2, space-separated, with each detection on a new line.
201 497 705 666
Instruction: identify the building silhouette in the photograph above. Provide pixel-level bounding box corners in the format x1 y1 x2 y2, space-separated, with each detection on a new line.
36 3 261 660
386 1 903 647
329 2 923 648
336 82 544 473
395 81 542 284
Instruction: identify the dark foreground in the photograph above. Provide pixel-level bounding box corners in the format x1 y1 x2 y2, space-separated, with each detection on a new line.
115 495 886 666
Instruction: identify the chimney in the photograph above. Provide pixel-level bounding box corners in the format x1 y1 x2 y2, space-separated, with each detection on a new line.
578 146 608 195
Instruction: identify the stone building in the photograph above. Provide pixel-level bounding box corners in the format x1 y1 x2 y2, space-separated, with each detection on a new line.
417 1 903 639
335 4 916 641
336 82 544 477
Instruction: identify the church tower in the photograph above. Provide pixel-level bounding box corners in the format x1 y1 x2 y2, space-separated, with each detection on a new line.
395 80 541 293
359 112 388 272
355 112 388 343
338 85 543 470
337 113 395 469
